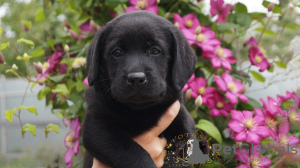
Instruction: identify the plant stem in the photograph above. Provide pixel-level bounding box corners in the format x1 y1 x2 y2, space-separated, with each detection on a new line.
257 14 273 45
234 29 242 76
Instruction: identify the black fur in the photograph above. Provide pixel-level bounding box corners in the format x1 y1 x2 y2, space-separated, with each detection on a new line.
83 11 197 168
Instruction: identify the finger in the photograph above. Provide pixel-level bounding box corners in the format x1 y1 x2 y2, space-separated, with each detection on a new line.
150 100 180 137
154 150 167 168
92 158 111 168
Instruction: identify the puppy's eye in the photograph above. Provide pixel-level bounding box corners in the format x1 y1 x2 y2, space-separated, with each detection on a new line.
112 49 123 57
150 47 161 55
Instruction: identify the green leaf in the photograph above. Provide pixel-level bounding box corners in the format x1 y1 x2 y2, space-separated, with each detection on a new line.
21 20 32 28
236 2 247 13
38 87 51 100
52 84 70 94
196 119 222 144
217 23 239 32
21 123 36 136
5 108 16 122
17 38 34 48
250 71 265 83
56 111 64 118
0 42 10 50
47 39 55 48
228 13 251 28
48 74 69 83
0 27 2 36
274 61 287 69
254 28 275 35
18 106 38 115
56 0 66 2
262 1 282 13
35 8 45 22
31 48 45 57
30 82 38 92
44 123 59 134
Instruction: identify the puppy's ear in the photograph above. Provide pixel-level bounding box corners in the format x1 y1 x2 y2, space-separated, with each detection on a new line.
170 27 196 92
87 27 106 86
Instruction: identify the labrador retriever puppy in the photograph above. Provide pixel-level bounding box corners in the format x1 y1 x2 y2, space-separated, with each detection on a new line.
83 11 197 168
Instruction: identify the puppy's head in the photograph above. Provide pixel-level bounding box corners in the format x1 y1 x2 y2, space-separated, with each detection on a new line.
87 11 196 108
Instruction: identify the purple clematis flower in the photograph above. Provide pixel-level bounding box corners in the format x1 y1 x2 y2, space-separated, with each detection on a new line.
245 37 270 72
276 121 299 146
202 46 236 71
79 20 98 33
181 28 221 52
235 144 271 168
83 77 89 86
64 117 81 168
206 91 234 117
214 72 249 104
260 96 285 116
125 0 158 14
182 74 195 92
188 77 215 104
228 110 270 144
254 108 278 140
210 0 231 23
173 13 200 32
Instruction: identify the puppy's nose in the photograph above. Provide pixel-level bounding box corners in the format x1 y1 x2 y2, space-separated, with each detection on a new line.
127 72 146 85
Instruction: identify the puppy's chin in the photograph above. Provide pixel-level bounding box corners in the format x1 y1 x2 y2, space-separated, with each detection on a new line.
112 90 166 110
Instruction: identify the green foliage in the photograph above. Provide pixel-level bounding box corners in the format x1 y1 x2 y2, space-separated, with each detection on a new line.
18 106 38 115
196 119 222 144
250 71 265 83
44 123 59 135
5 108 16 122
21 123 36 136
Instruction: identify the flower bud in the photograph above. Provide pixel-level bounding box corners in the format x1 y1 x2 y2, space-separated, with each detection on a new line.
22 23 29 32
195 26 201 35
12 64 18 70
0 53 4 64
69 30 78 40
64 20 70 29
90 20 97 32
33 62 43 74
185 89 192 100
236 142 242 148
195 95 203 107
241 85 247 94
268 3 274 12
174 22 179 29
64 44 70 53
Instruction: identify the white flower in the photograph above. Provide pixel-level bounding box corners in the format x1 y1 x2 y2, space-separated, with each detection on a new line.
64 44 70 53
72 57 86 69
12 64 18 70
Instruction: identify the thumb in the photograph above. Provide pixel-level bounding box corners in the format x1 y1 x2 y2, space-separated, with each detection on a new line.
150 100 180 137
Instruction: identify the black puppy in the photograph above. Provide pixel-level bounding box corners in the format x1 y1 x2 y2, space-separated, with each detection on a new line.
83 11 196 168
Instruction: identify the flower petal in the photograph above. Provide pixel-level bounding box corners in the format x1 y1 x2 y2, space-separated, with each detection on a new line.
125 6 138 13
234 131 247 142
228 120 244 132
225 91 238 104
214 75 227 91
259 156 271 167
247 131 260 144
145 6 159 14
230 110 244 122
64 149 73 164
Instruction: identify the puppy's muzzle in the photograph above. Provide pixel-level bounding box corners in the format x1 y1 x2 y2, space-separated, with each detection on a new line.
127 72 147 87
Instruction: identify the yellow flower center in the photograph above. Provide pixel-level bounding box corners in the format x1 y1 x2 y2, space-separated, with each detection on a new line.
251 160 260 167
66 136 73 142
42 62 49 71
218 48 225 57
216 102 224 108
254 55 262 63
280 136 288 145
137 0 146 9
267 118 277 128
289 111 299 122
196 34 205 42
198 86 206 95
246 120 253 129
228 82 236 91
185 20 193 28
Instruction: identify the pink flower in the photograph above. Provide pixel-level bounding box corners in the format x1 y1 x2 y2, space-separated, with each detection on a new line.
188 77 215 104
125 0 158 14
260 96 285 116
202 46 236 71
181 27 221 52
254 108 278 140
228 110 270 144
210 0 230 23
79 20 98 33
173 13 200 32
245 37 270 72
206 91 234 117
63 119 71 127
83 77 89 86
64 117 81 168
235 144 271 168
214 72 249 104
276 121 299 146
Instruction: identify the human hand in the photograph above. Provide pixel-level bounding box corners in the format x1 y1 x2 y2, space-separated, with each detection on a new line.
92 100 180 168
